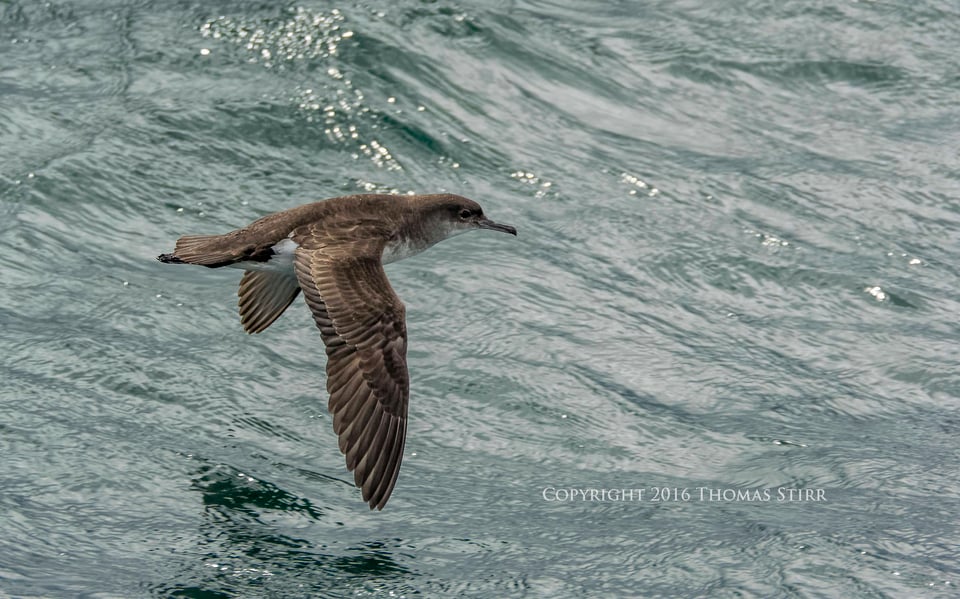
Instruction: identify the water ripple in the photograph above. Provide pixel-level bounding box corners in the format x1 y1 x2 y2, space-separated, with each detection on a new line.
2 0 960 596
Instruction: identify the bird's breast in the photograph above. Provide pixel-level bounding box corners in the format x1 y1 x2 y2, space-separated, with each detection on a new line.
381 236 428 265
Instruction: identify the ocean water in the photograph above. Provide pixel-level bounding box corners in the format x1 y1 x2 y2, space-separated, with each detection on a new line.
2 0 959 596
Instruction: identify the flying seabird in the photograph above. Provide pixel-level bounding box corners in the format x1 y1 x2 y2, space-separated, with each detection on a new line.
158 193 517 509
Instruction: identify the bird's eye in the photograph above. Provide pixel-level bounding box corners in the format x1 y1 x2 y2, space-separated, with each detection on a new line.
459 209 472 219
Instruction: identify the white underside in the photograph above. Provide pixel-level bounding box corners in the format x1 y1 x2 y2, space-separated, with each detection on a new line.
227 229 461 273
382 227 469 264
228 238 298 274
381 237 424 264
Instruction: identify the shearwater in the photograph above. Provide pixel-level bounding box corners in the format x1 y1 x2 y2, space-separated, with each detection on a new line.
158 193 517 510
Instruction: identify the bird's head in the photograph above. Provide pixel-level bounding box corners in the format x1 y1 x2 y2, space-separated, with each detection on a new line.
420 194 517 242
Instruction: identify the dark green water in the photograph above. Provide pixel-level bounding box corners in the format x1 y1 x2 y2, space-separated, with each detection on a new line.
2 0 959 596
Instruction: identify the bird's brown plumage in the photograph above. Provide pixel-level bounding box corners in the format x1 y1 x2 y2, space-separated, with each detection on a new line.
237 270 301 334
158 193 516 510
292 222 409 510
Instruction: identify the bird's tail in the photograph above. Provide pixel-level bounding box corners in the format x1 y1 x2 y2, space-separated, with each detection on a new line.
156 234 237 267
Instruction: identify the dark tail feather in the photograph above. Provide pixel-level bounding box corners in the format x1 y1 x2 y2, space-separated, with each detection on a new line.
157 253 184 264
157 234 240 267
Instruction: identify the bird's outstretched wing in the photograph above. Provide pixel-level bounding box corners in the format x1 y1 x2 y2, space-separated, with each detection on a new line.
292 228 409 510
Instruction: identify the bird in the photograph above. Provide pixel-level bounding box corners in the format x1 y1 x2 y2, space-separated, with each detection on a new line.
158 193 517 510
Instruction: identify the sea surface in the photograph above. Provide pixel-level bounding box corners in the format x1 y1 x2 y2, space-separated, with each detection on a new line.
2 0 959 597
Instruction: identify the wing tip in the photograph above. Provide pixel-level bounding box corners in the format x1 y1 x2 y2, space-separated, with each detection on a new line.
237 270 301 334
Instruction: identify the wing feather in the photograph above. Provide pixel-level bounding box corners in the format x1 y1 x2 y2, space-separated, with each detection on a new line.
292 225 409 510
237 270 301 333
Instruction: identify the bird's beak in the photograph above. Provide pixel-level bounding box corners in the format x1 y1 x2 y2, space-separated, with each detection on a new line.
478 218 517 236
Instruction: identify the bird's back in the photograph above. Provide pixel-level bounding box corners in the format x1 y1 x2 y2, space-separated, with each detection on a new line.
159 194 405 268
